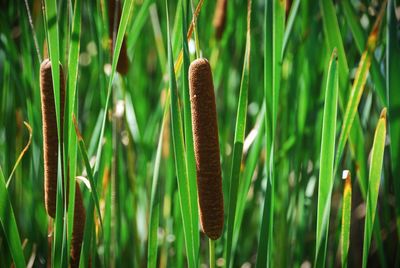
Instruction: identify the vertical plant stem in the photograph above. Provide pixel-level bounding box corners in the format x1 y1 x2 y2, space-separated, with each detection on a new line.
209 239 215 268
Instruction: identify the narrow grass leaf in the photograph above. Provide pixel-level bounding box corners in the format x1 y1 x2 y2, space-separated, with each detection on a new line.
341 170 352 268
224 1 251 267
232 104 265 258
315 49 339 267
181 1 200 261
256 1 285 267
80 198 94 267
147 107 167 267
66 0 82 258
73 115 103 229
0 166 26 268
282 0 300 58
166 0 196 266
362 109 387 268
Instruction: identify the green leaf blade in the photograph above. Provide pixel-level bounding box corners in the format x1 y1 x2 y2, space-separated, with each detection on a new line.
166 1 195 266
0 166 26 268
341 171 352 268
315 49 339 267
362 109 387 268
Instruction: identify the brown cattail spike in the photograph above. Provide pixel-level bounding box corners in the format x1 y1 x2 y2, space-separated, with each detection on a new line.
189 58 224 240
70 183 86 268
109 0 129 75
213 0 227 40
40 59 65 218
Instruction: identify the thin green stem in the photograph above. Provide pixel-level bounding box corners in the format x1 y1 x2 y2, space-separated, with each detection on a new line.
190 0 200 58
209 238 215 268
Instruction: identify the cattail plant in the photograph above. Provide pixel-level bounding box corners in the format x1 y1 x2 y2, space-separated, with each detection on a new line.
213 0 227 40
189 58 224 240
109 0 129 75
39 58 65 218
70 183 86 268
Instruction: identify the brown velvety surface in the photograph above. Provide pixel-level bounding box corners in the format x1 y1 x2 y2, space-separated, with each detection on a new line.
189 58 224 240
40 59 65 218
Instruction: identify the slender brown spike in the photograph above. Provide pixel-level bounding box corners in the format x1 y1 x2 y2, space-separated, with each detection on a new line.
108 0 129 75
70 183 86 268
40 59 65 218
189 58 224 240
213 0 227 40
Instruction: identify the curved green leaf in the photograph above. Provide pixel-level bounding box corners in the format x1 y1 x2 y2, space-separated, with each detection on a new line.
362 109 387 268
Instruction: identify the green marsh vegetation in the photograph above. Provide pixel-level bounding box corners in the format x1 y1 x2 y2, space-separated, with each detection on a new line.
0 0 399 267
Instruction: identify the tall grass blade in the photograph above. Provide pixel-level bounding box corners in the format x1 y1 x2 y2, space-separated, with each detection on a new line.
181 1 200 261
256 0 285 267
73 115 103 228
282 0 300 57
224 1 251 267
166 0 195 266
232 104 265 259
315 49 339 267
362 109 387 268
72 114 105 266
66 0 81 258
341 170 352 268
0 166 26 268
147 108 167 267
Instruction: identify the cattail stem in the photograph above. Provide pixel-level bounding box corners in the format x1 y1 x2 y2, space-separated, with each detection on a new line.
189 0 200 58
209 238 215 268
189 58 224 240
40 59 65 218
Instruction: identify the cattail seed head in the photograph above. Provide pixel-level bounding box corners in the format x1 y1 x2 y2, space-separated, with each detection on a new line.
40 59 65 218
189 58 224 240
109 0 129 75
213 0 227 40
70 183 86 268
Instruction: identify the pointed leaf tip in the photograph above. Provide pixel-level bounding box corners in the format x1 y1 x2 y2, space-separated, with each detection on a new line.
380 108 387 120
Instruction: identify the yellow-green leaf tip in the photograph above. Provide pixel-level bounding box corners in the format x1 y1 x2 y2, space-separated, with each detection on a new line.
380 107 387 120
